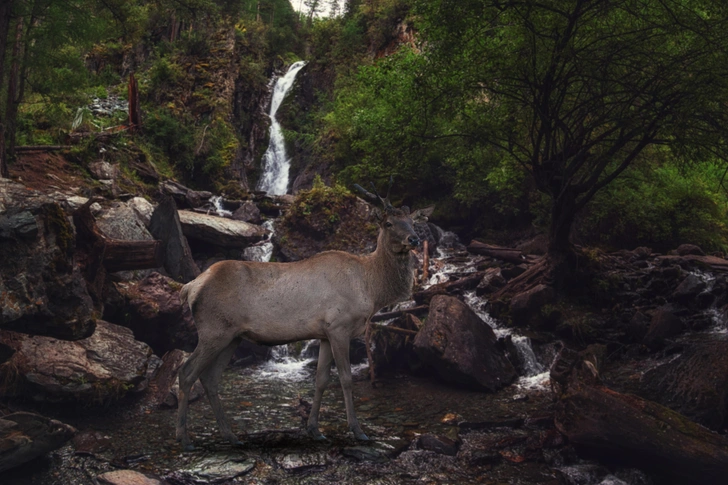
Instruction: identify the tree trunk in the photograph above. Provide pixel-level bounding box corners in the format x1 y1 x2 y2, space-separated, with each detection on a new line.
4 14 22 164
0 2 13 178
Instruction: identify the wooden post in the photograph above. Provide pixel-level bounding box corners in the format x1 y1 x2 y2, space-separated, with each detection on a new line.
127 72 141 132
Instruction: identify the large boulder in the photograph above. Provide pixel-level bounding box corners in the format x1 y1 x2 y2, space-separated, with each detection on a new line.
0 411 76 473
178 210 268 248
104 272 197 355
0 321 152 403
413 295 517 391
0 179 95 340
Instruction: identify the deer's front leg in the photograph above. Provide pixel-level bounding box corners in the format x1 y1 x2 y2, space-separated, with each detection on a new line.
307 339 333 440
329 333 369 441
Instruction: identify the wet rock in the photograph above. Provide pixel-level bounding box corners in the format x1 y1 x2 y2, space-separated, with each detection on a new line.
0 411 76 473
97 470 166 485
178 210 268 248
127 197 154 228
671 273 706 304
277 452 329 472
231 200 261 224
148 349 204 408
104 272 197 355
643 307 683 349
166 454 255 483
553 348 728 485
509 284 555 329
0 321 151 403
638 341 728 430
72 430 112 454
675 243 705 256
414 295 517 392
0 180 95 340
416 434 459 456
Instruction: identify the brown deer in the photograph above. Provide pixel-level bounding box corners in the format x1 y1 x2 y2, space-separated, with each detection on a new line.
176 183 433 450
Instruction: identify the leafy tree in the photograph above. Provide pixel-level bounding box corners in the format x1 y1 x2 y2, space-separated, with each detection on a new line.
409 0 728 284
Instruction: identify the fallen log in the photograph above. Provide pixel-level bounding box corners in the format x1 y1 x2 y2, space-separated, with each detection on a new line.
553 347 728 485
413 271 487 305
103 239 163 272
15 145 69 152
468 240 539 265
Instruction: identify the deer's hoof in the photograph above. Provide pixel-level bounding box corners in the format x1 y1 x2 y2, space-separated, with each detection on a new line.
353 430 369 441
307 427 328 441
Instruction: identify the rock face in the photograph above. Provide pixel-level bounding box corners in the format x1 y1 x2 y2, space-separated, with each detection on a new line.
413 295 517 391
0 179 95 340
0 321 152 403
178 209 268 248
104 272 197 355
553 348 728 485
639 341 728 431
0 411 76 473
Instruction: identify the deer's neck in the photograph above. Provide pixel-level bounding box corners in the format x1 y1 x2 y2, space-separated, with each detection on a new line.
365 234 415 311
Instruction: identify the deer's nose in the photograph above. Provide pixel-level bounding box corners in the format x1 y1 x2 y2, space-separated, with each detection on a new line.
408 236 421 247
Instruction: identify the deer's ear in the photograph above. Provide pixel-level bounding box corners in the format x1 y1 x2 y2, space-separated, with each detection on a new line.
371 208 383 222
412 205 434 223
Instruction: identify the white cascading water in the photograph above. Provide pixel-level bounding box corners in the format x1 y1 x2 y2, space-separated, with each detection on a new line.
257 61 307 195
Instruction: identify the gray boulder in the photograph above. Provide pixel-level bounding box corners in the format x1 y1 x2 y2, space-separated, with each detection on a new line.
178 210 268 248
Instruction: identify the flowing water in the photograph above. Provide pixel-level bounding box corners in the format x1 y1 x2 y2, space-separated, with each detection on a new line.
257 61 307 195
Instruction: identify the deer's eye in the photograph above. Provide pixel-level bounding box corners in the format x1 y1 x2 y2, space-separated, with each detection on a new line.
384 221 393 228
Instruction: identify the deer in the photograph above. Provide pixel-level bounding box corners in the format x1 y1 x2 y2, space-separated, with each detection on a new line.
176 182 434 450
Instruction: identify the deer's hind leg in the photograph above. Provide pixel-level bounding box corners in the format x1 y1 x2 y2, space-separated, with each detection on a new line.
307 339 333 440
199 337 242 445
176 332 235 450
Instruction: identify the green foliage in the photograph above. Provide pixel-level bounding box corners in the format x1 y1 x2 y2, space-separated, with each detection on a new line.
143 109 196 172
581 161 728 252
287 175 354 232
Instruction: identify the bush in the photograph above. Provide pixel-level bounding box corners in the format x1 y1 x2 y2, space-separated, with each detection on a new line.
143 109 195 173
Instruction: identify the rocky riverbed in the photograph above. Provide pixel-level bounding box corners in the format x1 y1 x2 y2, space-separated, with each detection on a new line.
3 153 728 484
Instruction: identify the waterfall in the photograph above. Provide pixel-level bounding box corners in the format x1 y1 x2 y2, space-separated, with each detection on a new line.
257 61 307 195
